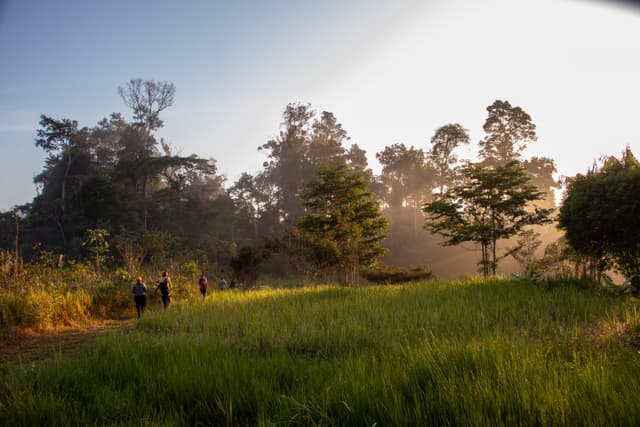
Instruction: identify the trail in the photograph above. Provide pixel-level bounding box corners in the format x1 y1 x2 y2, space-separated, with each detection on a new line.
0 318 135 369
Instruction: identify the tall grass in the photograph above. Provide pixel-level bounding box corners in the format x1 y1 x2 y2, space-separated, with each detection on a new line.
0 263 204 330
2 278 640 425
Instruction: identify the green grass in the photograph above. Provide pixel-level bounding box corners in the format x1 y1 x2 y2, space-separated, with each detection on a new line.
2 278 640 426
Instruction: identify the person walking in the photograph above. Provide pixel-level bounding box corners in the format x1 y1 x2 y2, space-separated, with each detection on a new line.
218 276 227 290
198 273 208 300
155 271 172 309
132 276 147 318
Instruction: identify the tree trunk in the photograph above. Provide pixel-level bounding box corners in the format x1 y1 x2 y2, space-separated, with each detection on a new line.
142 174 149 233
13 212 19 277
481 243 489 277
61 149 72 213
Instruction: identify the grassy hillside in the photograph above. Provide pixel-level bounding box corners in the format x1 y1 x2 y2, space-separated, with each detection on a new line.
2 278 640 426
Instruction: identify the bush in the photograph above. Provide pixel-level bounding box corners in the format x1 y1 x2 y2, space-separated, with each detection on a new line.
0 288 93 330
89 283 132 317
362 264 433 284
0 290 39 328
59 290 92 326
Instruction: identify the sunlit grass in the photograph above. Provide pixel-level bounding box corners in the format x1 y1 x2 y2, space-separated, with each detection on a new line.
2 278 640 425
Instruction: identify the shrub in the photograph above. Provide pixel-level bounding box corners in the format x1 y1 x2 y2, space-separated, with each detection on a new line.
89 283 132 317
58 290 92 326
0 290 39 328
362 264 433 284
0 288 93 330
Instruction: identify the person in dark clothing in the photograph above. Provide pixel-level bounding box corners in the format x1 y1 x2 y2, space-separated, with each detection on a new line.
198 274 208 300
155 271 172 309
132 276 147 318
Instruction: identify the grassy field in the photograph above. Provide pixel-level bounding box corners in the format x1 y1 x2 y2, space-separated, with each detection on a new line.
2 277 640 426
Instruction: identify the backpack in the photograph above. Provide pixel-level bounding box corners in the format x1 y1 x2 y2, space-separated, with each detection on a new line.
158 279 170 296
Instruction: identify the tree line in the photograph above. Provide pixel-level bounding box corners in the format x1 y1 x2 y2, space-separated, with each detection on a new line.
0 79 636 287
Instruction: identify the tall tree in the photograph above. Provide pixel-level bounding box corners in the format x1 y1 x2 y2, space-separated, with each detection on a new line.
229 172 280 238
35 116 85 214
376 143 432 210
424 160 552 277
260 103 315 223
118 79 175 134
118 79 176 231
259 103 362 226
345 143 370 176
297 164 388 286
89 113 128 174
479 100 537 166
523 156 558 209
428 123 470 194
308 111 348 171
34 116 93 247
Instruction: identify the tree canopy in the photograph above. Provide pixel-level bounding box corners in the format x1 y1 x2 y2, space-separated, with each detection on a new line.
479 100 537 166
428 123 470 195
558 147 640 284
296 164 388 286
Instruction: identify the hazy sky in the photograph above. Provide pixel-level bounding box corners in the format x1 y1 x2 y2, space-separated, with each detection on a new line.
1 0 639 210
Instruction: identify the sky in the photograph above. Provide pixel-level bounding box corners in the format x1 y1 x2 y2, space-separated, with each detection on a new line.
1 0 639 210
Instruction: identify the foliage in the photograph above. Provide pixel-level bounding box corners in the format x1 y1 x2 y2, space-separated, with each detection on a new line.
257 103 371 227
479 99 537 166
523 156 558 209
361 264 433 284
558 147 640 287
230 245 268 288
506 228 542 275
17 80 234 271
81 228 110 273
375 143 433 209
424 160 553 277
297 164 388 286
428 123 470 194
4 88 629 286
112 233 146 277
532 237 611 282
0 288 92 329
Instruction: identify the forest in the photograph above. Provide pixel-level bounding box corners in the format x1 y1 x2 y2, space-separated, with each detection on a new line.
0 79 638 295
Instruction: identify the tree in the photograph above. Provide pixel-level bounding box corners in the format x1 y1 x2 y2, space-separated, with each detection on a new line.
523 156 558 209
507 228 542 275
423 160 553 277
33 115 94 249
479 100 537 166
260 103 315 223
82 228 110 274
345 143 371 177
376 143 432 210
428 123 470 194
230 245 268 288
35 116 87 213
229 172 278 238
558 147 640 285
297 164 388 286
118 79 176 231
118 79 175 134
89 113 128 174
308 111 349 170
259 103 363 226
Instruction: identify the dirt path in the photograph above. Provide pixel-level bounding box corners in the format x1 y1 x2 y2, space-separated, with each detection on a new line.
0 318 135 369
